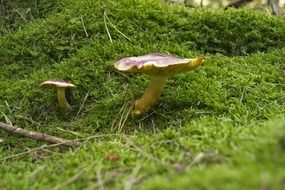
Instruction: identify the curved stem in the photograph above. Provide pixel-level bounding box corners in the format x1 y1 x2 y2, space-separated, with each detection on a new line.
57 88 70 110
133 76 168 116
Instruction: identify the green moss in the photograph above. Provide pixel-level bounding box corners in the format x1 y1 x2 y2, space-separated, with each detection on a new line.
0 0 64 34
140 120 285 190
0 0 285 189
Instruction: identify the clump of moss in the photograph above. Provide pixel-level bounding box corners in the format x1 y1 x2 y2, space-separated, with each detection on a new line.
0 0 64 34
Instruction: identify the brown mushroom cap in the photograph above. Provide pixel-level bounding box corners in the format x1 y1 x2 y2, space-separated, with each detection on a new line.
39 79 76 88
114 53 204 76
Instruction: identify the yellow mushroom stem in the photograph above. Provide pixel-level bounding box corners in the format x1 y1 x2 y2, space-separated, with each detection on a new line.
133 76 168 116
57 88 70 110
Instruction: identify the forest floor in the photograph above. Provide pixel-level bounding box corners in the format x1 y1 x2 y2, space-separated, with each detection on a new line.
0 0 285 189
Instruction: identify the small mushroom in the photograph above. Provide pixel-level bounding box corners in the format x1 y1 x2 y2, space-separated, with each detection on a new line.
114 53 204 116
40 79 76 110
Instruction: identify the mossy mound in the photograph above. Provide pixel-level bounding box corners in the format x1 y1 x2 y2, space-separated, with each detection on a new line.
0 0 63 34
0 0 285 189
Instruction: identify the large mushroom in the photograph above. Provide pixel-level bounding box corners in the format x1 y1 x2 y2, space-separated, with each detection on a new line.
114 53 204 116
40 79 76 110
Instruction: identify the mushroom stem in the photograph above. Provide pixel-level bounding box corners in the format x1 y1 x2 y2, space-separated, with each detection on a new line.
57 88 70 109
133 76 168 116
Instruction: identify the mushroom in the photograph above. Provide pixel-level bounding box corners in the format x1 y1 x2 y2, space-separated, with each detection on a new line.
114 53 204 116
39 79 76 110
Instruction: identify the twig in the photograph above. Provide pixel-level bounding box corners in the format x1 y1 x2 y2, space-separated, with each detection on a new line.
1 134 132 162
29 165 46 182
14 9 27 23
122 135 169 167
104 11 131 41
52 169 86 190
88 167 132 190
123 164 141 190
117 103 132 133
103 11 113 43
52 161 97 190
56 127 86 138
76 90 90 118
111 102 131 132
189 152 207 167
1 143 59 162
96 160 105 190
80 16 89 37
15 115 41 126
239 88 246 105
4 101 12 113
0 121 80 147
174 152 215 173
138 110 156 121
1 112 12 125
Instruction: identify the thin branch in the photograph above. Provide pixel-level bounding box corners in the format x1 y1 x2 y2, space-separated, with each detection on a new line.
0 121 80 147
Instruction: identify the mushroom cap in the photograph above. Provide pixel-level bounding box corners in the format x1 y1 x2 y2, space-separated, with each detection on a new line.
39 79 76 88
114 53 204 76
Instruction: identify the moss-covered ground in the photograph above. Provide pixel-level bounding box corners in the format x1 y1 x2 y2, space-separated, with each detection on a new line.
0 0 285 189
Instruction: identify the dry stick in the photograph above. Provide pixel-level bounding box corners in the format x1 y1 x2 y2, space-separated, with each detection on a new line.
131 152 212 188
111 102 129 132
0 121 80 147
96 160 105 190
1 112 12 125
14 9 27 22
117 103 133 133
2 144 56 162
122 135 169 167
29 165 46 182
1 134 129 162
56 127 86 138
104 11 131 41
87 168 131 190
4 100 12 114
123 164 141 190
52 161 97 190
80 16 89 37
76 90 90 118
104 11 113 43
239 87 246 105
